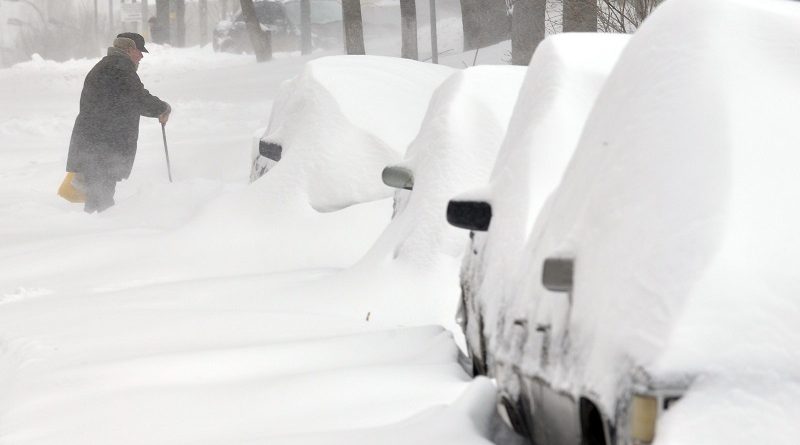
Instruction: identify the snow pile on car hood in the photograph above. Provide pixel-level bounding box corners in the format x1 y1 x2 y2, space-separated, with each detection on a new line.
468 33 628 362
258 56 453 212
501 0 800 434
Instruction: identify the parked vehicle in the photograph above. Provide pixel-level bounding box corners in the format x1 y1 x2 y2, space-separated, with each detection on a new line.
376 65 525 266
250 55 453 212
213 0 342 54
446 33 629 377
307 66 526 328
457 0 800 444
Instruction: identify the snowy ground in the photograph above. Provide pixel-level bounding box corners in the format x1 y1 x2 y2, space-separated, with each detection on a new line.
0 34 516 445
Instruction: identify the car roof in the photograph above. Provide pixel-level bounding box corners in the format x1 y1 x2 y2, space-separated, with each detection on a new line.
487 33 629 235
466 33 628 324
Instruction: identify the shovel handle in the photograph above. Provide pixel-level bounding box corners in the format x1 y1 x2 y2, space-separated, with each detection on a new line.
161 123 173 183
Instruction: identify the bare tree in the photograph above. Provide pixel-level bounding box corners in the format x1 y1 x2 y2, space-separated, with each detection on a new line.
460 0 510 50
563 0 597 31
342 0 366 54
400 0 418 59
510 0 545 66
240 0 272 61
12 5 104 62
172 0 187 47
199 0 209 44
300 0 312 54
597 0 661 33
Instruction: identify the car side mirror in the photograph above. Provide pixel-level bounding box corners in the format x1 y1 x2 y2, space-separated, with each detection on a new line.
259 140 282 161
542 257 574 292
382 165 414 190
446 200 492 232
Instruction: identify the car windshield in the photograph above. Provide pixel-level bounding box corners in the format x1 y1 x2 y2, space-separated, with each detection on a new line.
283 0 343 25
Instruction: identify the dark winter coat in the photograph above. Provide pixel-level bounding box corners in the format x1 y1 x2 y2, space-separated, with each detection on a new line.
66 49 169 181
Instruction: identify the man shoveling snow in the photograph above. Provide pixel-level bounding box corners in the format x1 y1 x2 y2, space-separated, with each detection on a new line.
64 33 171 213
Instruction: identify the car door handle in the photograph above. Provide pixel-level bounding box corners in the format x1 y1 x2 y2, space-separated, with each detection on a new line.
536 324 552 366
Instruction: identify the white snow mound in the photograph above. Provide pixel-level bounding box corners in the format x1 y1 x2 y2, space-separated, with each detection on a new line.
258 55 453 212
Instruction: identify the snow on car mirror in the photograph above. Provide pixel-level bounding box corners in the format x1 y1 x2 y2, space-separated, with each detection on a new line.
382 165 414 190
542 257 574 292
446 200 492 232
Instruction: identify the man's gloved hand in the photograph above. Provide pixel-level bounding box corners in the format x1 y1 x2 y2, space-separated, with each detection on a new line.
159 103 171 125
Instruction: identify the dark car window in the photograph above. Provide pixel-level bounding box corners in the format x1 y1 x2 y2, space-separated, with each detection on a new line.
283 0 343 25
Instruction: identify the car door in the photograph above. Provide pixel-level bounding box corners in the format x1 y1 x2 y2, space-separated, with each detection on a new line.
527 257 582 445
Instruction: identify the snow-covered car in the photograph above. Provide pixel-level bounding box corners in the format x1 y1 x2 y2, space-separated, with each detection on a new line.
380 66 525 219
250 55 453 212
282 65 525 329
213 0 342 53
374 63 525 287
485 0 800 444
445 33 629 378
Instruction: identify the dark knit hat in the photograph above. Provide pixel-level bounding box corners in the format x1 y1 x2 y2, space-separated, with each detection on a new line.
117 32 148 53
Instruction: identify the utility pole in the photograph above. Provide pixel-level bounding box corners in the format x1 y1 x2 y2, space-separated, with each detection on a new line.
429 0 438 63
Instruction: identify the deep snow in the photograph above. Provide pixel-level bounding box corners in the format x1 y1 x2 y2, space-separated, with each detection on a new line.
0 40 516 444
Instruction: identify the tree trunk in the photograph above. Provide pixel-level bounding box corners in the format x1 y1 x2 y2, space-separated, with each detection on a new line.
141 0 149 36
459 0 510 50
240 0 272 61
156 0 170 44
342 0 365 55
429 0 438 63
400 0 418 59
108 0 114 34
511 0 545 66
563 0 597 32
199 0 209 44
634 0 661 23
301 0 312 54
176 0 186 47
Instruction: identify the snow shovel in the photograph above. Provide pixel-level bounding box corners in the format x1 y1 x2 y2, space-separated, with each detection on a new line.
161 122 173 183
